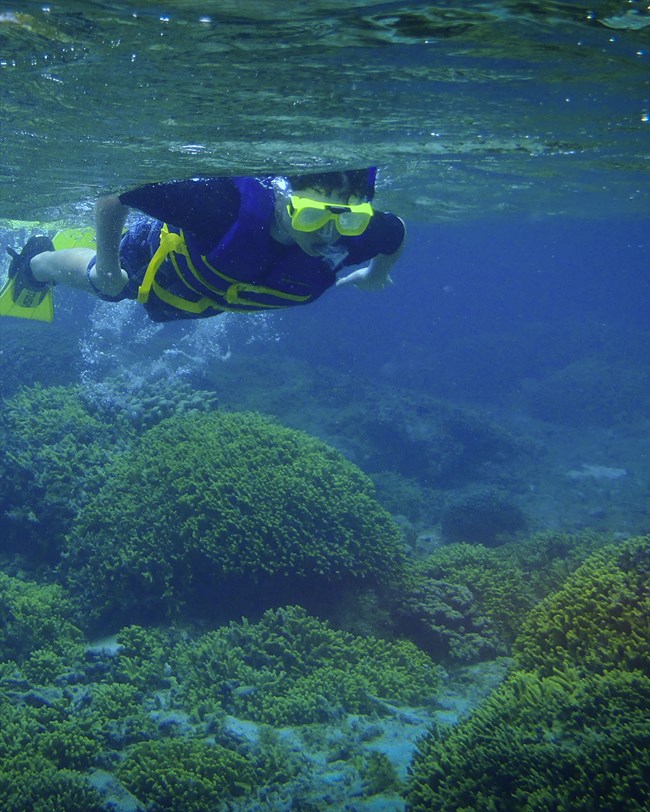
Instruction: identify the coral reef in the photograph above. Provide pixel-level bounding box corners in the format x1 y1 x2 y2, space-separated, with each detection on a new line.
0 690 105 812
83 373 219 431
0 601 442 811
0 754 104 812
497 529 616 601
513 534 650 677
116 738 256 811
209 360 525 494
62 411 405 625
336 386 524 488
394 531 618 665
521 356 650 427
0 384 133 564
0 572 83 661
395 543 533 663
371 470 439 526
0 380 219 569
406 535 650 811
173 605 442 726
406 669 650 811
395 578 503 663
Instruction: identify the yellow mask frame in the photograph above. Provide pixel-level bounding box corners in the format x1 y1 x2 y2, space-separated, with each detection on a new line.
287 195 374 236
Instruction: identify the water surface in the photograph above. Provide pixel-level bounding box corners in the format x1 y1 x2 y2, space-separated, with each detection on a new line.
1 0 648 222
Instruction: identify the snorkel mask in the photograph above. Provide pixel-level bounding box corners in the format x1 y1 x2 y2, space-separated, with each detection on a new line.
287 195 374 236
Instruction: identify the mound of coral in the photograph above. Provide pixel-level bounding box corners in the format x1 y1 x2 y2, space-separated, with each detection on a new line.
439 486 527 546
0 572 83 662
406 535 650 811
513 534 650 677
406 668 650 812
393 531 613 665
0 385 133 563
62 410 405 625
0 381 223 571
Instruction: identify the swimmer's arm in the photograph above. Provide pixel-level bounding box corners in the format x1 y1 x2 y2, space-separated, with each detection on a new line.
92 195 129 296
336 241 404 292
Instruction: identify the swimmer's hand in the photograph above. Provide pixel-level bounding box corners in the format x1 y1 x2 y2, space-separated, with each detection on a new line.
91 261 128 297
336 250 400 292
336 265 393 291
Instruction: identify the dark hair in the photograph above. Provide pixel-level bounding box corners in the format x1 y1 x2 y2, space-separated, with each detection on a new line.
287 167 377 202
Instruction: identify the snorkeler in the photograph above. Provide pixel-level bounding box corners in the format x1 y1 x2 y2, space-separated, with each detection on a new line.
0 168 404 323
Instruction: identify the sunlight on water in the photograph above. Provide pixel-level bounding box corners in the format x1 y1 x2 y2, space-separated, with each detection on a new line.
0 0 648 221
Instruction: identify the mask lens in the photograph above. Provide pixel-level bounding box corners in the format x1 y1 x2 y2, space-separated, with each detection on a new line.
294 206 330 232
288 196 373 235
336 210 372 236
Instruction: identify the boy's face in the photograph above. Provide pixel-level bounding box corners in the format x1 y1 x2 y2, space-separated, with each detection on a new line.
283 186 367 257
287 187 345 257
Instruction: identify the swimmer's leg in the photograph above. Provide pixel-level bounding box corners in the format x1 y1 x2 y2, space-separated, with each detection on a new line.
31 247 97 293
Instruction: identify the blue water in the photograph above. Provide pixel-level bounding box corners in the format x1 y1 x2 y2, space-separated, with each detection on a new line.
270 216 650 407
0 2 649 810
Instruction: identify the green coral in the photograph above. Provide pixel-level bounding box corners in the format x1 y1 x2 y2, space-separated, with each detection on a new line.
98 374 220 430
497 529 617 600
113 624 177 692
362 749 402 796
78 371 221 431
513 534 650 676
406 669 650 812
0 572 83 661
396 532 619 664
174 606 442 726
0 696 104 811
406 535 650 811
62 411 405 624
82 680 159 748
335 384 522 488
397 543 534 662
0 754 104 812
116 738 256 811
371 470 437 525
0 384 133 563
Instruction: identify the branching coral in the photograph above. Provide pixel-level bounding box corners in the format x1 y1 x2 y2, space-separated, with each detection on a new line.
0 572 83 661
406 669 650 812
395 578 502 662
0 754 104 812
440 486 527 546
337 387 523 488
62 411 405 625
0 384 133 562
396 543 534 663
406 535 650 811
0 695 104 811
497 529 616 600
116 738 256 811
513 534 650 677
174 605 442 726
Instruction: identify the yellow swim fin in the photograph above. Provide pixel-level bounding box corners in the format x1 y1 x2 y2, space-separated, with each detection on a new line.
0 275 54 322
0 235 55 323
53 226 96 250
